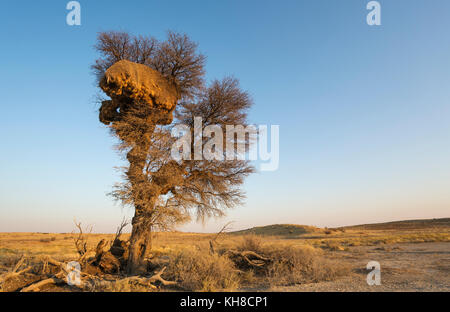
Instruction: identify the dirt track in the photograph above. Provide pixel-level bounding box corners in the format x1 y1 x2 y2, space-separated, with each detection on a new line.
272 242 450 292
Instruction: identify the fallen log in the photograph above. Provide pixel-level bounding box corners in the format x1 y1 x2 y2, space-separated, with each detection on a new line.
121 267 176 287
21 271 66 292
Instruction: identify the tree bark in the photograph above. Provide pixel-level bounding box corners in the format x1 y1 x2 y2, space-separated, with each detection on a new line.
127 212 152 275
126 141 154 275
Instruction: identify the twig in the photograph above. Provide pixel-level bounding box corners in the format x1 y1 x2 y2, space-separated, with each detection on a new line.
210 221 234 254
113 217 129 243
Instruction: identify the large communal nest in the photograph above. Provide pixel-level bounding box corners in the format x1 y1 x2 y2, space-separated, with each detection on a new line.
99 60 179 125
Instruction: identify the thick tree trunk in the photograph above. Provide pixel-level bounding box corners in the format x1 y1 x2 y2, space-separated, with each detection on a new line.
127 212 152 275
125 141 154 275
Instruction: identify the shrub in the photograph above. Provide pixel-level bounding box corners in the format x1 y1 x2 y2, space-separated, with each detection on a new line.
266 245 347 286
233 236 349 287
323 241 345 251
238 234 264 253
165 249 239 291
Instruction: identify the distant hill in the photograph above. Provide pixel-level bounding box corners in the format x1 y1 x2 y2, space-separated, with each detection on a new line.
230 218 450 236
337 218 450 231
230 224 320 236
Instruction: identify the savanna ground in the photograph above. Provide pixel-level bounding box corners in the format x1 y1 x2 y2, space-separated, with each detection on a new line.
0 218 449 292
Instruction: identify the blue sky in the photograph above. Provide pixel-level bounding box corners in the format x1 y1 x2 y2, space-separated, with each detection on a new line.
0 0 449 233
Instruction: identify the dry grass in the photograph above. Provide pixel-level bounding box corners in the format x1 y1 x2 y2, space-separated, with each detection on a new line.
165 249 239 291
1 219 448 291
229 235 349 287
2 223 447 260
153 235 349 291
266 246 347 286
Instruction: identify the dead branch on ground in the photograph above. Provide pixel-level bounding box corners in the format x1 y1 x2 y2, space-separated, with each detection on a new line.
0 256 33 290
121 266 176 288
226 250 272 268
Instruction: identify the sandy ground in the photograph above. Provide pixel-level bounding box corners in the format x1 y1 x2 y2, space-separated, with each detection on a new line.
272 242 450 292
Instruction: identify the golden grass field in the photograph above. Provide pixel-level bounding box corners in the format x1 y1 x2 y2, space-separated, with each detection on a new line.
0 218 449 291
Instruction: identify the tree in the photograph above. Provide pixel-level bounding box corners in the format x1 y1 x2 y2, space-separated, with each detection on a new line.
93 31 254 275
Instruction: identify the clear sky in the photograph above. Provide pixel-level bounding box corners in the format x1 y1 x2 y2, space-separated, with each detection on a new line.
0 0 449 233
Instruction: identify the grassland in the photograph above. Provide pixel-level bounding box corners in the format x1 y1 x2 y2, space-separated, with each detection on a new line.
0 218 449 291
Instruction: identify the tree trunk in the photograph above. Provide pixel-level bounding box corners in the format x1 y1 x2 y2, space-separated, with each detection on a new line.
127 211 152 275
125 141 154 275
